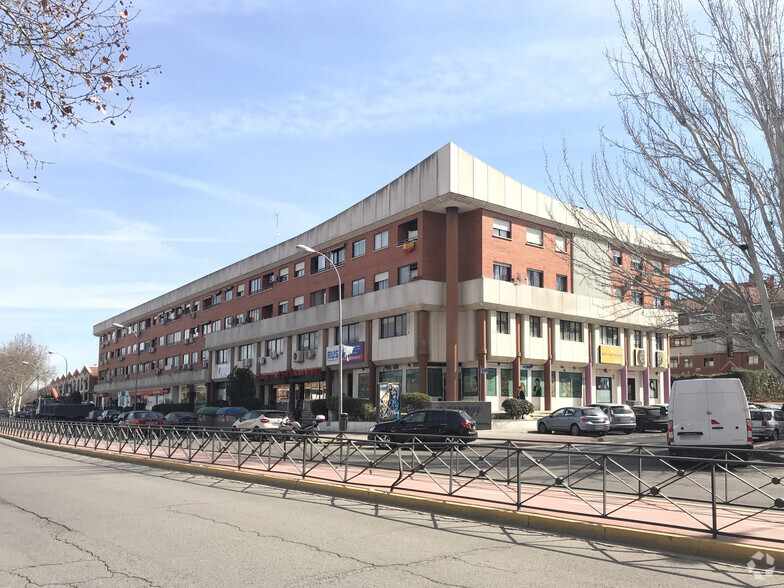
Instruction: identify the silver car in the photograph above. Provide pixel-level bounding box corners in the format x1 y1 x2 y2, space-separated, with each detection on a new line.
587 403 636 434
537 407 610 436
751 409 784 441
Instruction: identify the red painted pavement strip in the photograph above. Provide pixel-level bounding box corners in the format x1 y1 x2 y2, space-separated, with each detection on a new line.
21 432 784 551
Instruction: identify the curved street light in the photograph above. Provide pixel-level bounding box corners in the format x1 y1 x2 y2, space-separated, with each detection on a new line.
296 244 346 431
47 350 68 399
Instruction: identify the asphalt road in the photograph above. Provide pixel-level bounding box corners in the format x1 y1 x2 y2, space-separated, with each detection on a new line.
1 437 780 587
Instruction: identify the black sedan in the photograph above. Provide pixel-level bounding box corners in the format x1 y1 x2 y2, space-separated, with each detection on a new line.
163 412 198 428
368 409 478 444
632 405 668 432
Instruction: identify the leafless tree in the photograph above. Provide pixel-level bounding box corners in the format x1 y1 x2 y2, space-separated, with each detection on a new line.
547 0 784 382
0 333 54 412
0 0 156 178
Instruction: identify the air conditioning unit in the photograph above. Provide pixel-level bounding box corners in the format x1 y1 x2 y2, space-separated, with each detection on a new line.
635 349 646 366
187 364 193 370
190 313 196 319
180 364 187 370
269 274 276 283
305 349 316 359
184 338 191 345
201 360 209 369
258 357 266 365
243 358 253 367
293 351 304 363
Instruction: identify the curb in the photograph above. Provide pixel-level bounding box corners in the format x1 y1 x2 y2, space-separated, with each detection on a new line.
4 433 783 567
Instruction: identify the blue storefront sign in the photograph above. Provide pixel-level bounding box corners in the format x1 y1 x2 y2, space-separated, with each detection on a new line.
326 341 365 365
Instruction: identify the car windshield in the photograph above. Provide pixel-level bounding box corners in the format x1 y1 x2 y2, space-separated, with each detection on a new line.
136 411 158 419
750 411 764 420
613 406 633 414
582 408 603 416
263 411 288 419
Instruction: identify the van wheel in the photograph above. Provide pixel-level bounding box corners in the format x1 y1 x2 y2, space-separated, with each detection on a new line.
773 429 780 441
570 424 581 436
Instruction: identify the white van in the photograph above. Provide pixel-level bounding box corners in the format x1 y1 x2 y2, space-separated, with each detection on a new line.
668 378 753 456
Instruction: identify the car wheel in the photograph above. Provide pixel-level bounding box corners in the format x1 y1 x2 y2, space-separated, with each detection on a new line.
375 433 392 444
635 422 644 433
570 424 581 436
537 422 548 434
444 436 462 444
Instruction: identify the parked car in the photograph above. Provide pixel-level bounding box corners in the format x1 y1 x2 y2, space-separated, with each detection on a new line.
631 405 669 432
586 403 636 433
12 410 32 419
773 411 784 441
216 406 248 429
84 410 103 422
537 407 610 436
367 409 478 444
118 410 163 427
0 409 9 418
97 409 121 423
750 409 778 441
163 412 198 427
232 410 291 432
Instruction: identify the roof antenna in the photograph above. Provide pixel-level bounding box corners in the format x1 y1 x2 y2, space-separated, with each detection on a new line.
275 213 280 236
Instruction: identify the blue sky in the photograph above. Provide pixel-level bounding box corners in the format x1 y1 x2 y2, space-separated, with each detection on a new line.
1 0 622 374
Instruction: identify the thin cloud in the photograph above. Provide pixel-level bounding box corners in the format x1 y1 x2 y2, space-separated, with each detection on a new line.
1 181 67 203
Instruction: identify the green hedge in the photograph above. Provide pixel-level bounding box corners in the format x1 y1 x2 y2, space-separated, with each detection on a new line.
310 399 328 418
400 392 430 414
151 402 195 415
326 395 375 421
501 398 534 419
672 368 784 402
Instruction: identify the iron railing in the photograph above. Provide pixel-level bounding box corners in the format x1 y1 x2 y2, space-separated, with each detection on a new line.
1 417 782 544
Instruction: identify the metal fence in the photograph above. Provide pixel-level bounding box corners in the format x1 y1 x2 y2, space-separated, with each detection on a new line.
2 417 783 544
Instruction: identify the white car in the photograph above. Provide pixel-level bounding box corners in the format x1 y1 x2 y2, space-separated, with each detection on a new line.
232 410 291 432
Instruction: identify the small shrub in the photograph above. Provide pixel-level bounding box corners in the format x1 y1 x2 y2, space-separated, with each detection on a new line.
326 395 375 420
310 399 328 418
502 398 534 419
400 392 430 414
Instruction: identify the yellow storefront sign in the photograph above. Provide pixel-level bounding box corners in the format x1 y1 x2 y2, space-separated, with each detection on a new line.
599 345 624 365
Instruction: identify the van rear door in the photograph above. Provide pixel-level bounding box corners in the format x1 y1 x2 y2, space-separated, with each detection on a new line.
707 386 748 445
671 381 710 446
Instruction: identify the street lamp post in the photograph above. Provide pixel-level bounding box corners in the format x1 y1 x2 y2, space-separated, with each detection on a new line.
112 322 139 408
47 350 68 400
296 244 346 431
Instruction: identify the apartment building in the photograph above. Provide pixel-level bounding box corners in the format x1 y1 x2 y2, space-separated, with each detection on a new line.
93 143 682 412
49 367 98 402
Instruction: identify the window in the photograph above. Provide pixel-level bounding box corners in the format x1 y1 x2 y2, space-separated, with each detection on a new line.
497 311 509 334
526 227 543 246
293 296 304 311
398 263 418 284
527 269 544 288
492 218 511 239
380 314 407 338
633 330 643 349
374 230 389 250
651 260 664 275
225 287 233 302
310 255 327 274
374 271 389 291
655 333 663 350
337 322 361 344
323 246 343 268
612 286 623 301
672 336 692 347
278 301 288 315
560 320 583 342
353 239 366 258
556 274 568 292
678 314 690 326
529 316 542 338
310 290 326 306
249 278 261 295
352 278 365 296
748 354 760 365
612 249 623 265
266 338 284 357
670 358 679 368
631 254 643 270
653 296 665 308
493 262 512 282
294 262 305 278
235 313 245 325
600 326 619 346
279 268 289 283
555 234 567 253
683 358 693 368
296 331 318 351
239 344 254 360
248 309 260 322
225 316 233 329
704 357 714 367
631 290 643 305
237 284 245 297
216 349 229 364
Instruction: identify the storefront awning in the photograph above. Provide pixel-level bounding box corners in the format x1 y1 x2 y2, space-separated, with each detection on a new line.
95 393 109 398
256 368 324 385
132 388 170 397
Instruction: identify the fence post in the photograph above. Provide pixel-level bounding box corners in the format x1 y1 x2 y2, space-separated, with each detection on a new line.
711 461 718 539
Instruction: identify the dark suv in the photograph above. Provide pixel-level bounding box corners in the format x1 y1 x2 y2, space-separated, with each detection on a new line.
368 409 478 444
